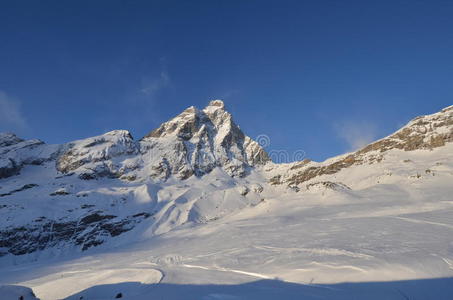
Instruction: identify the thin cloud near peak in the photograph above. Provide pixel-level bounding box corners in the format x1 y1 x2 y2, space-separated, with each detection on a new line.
140 67 170 97
334 119 378 152
0 91 28 134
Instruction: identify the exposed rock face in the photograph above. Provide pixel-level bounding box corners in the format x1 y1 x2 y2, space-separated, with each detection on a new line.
272 105 453 187
306 181 351 192
0 212 150 256
0 184 38 197
0 133 23 147
0 158 20 179
359 105 453 152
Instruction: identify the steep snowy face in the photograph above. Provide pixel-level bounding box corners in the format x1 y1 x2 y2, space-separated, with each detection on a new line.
0 133 59 179
56 130 139 180
140 100 269 179
271 105 453 187
0 133 23 147
0 285 39 300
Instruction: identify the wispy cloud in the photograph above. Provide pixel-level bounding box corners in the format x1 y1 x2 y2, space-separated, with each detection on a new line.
0 91 28 133
139 60 170 97
217 89 239 100
334 120 377 152
106 59 172 136
140 70 170 96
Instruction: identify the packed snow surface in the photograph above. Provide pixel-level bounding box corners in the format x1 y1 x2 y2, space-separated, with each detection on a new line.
1 143 453 299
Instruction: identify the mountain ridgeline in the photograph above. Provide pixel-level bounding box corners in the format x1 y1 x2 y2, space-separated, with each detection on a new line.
0 101 452 258
1 100 269 183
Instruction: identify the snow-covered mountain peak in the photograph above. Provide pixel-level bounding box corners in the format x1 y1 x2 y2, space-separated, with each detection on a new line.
143 105 201 139
207 99 225 108
0 133 24 147
202 99 226 115
270 105 453 188
144 100 231 140
30 100 268 182
0 133 57 179
55 130 138 178
141 100 269 179
363 103 453 152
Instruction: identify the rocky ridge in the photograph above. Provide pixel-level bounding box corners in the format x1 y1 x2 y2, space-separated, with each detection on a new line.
269 105 453 187
0 133 59 179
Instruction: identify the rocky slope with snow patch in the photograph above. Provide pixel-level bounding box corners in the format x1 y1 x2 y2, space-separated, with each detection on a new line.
0 133 60 179
268 105 453 188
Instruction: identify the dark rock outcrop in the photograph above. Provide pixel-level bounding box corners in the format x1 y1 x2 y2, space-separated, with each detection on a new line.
0 212 151 256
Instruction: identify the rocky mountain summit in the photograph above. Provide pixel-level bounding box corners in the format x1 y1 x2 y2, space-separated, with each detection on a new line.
140 99 269 179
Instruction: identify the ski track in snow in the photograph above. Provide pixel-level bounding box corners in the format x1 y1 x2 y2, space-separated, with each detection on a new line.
253 245 374 259
393 216 453 230
181 264 272 280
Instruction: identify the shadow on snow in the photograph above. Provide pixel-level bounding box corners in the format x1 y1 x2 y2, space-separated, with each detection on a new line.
63 277 453 300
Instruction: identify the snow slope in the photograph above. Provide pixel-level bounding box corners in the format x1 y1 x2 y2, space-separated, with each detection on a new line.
0 102 452 299
0 285 39 300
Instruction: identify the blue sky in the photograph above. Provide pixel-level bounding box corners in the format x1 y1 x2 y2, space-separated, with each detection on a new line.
0 0 452 161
